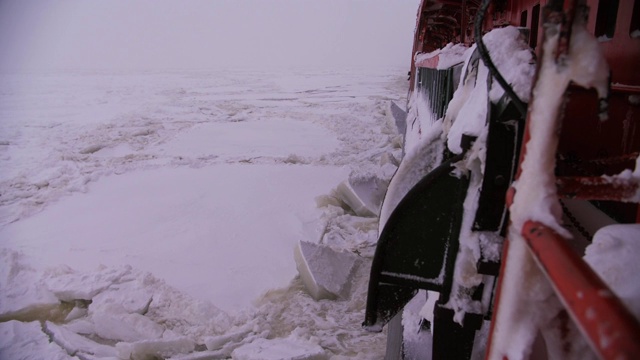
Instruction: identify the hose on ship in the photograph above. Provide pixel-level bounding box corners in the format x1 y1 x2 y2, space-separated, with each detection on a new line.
475 0 528 117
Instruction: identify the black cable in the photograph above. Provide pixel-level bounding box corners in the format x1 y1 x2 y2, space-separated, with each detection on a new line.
474 0 528 117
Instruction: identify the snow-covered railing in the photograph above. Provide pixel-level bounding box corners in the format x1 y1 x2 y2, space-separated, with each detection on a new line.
485 0 640 359
521 220 640 359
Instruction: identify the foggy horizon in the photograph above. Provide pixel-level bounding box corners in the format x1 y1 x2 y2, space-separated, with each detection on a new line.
0 0 420 72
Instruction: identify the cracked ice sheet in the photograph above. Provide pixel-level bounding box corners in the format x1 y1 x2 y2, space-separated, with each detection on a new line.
0 69 402 227
0 164 349 312
0 68 405 359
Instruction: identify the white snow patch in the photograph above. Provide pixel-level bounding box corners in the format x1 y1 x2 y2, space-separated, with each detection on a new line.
584 224 640 320
445 143 485 322
379 119 444 229
482 27 536 103
420 291 440 328
402 291 433 359
602 161 640 202
446 61 490 154
445 26 534 155
414 43 468 70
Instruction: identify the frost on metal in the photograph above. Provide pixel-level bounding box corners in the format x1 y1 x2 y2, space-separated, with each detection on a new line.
488 12 611 360
437 26 535 323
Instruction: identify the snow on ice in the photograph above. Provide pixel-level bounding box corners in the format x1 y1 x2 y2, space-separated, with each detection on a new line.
0 69 407 359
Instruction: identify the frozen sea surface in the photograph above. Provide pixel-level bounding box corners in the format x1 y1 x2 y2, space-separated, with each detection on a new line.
0 68 407 359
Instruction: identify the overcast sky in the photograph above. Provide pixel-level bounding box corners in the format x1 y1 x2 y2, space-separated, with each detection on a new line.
0 0 419 71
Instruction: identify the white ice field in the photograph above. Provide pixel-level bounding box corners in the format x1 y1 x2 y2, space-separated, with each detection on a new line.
0 69 409 359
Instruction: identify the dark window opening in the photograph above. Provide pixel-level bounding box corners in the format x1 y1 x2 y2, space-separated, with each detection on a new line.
494 0 507 13
520 10 528 27
530 4 540 48
595 0 620 39
631 0 640 38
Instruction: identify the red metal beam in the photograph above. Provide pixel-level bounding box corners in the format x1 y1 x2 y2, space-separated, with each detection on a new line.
556 176 639 201
610 84 640 94
522 221 640 360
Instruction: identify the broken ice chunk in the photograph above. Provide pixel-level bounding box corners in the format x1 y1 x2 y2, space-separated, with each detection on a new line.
0 321 72 360
0 250 60 321
231 334 326 360
297 209 329 244
294 241 360 300
89 280 153 315
334 176 387 218
115 337 195 360
203 328 252 351
45 322 117 358
64 304 88 322
45 266 132 302
91 304 164 342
